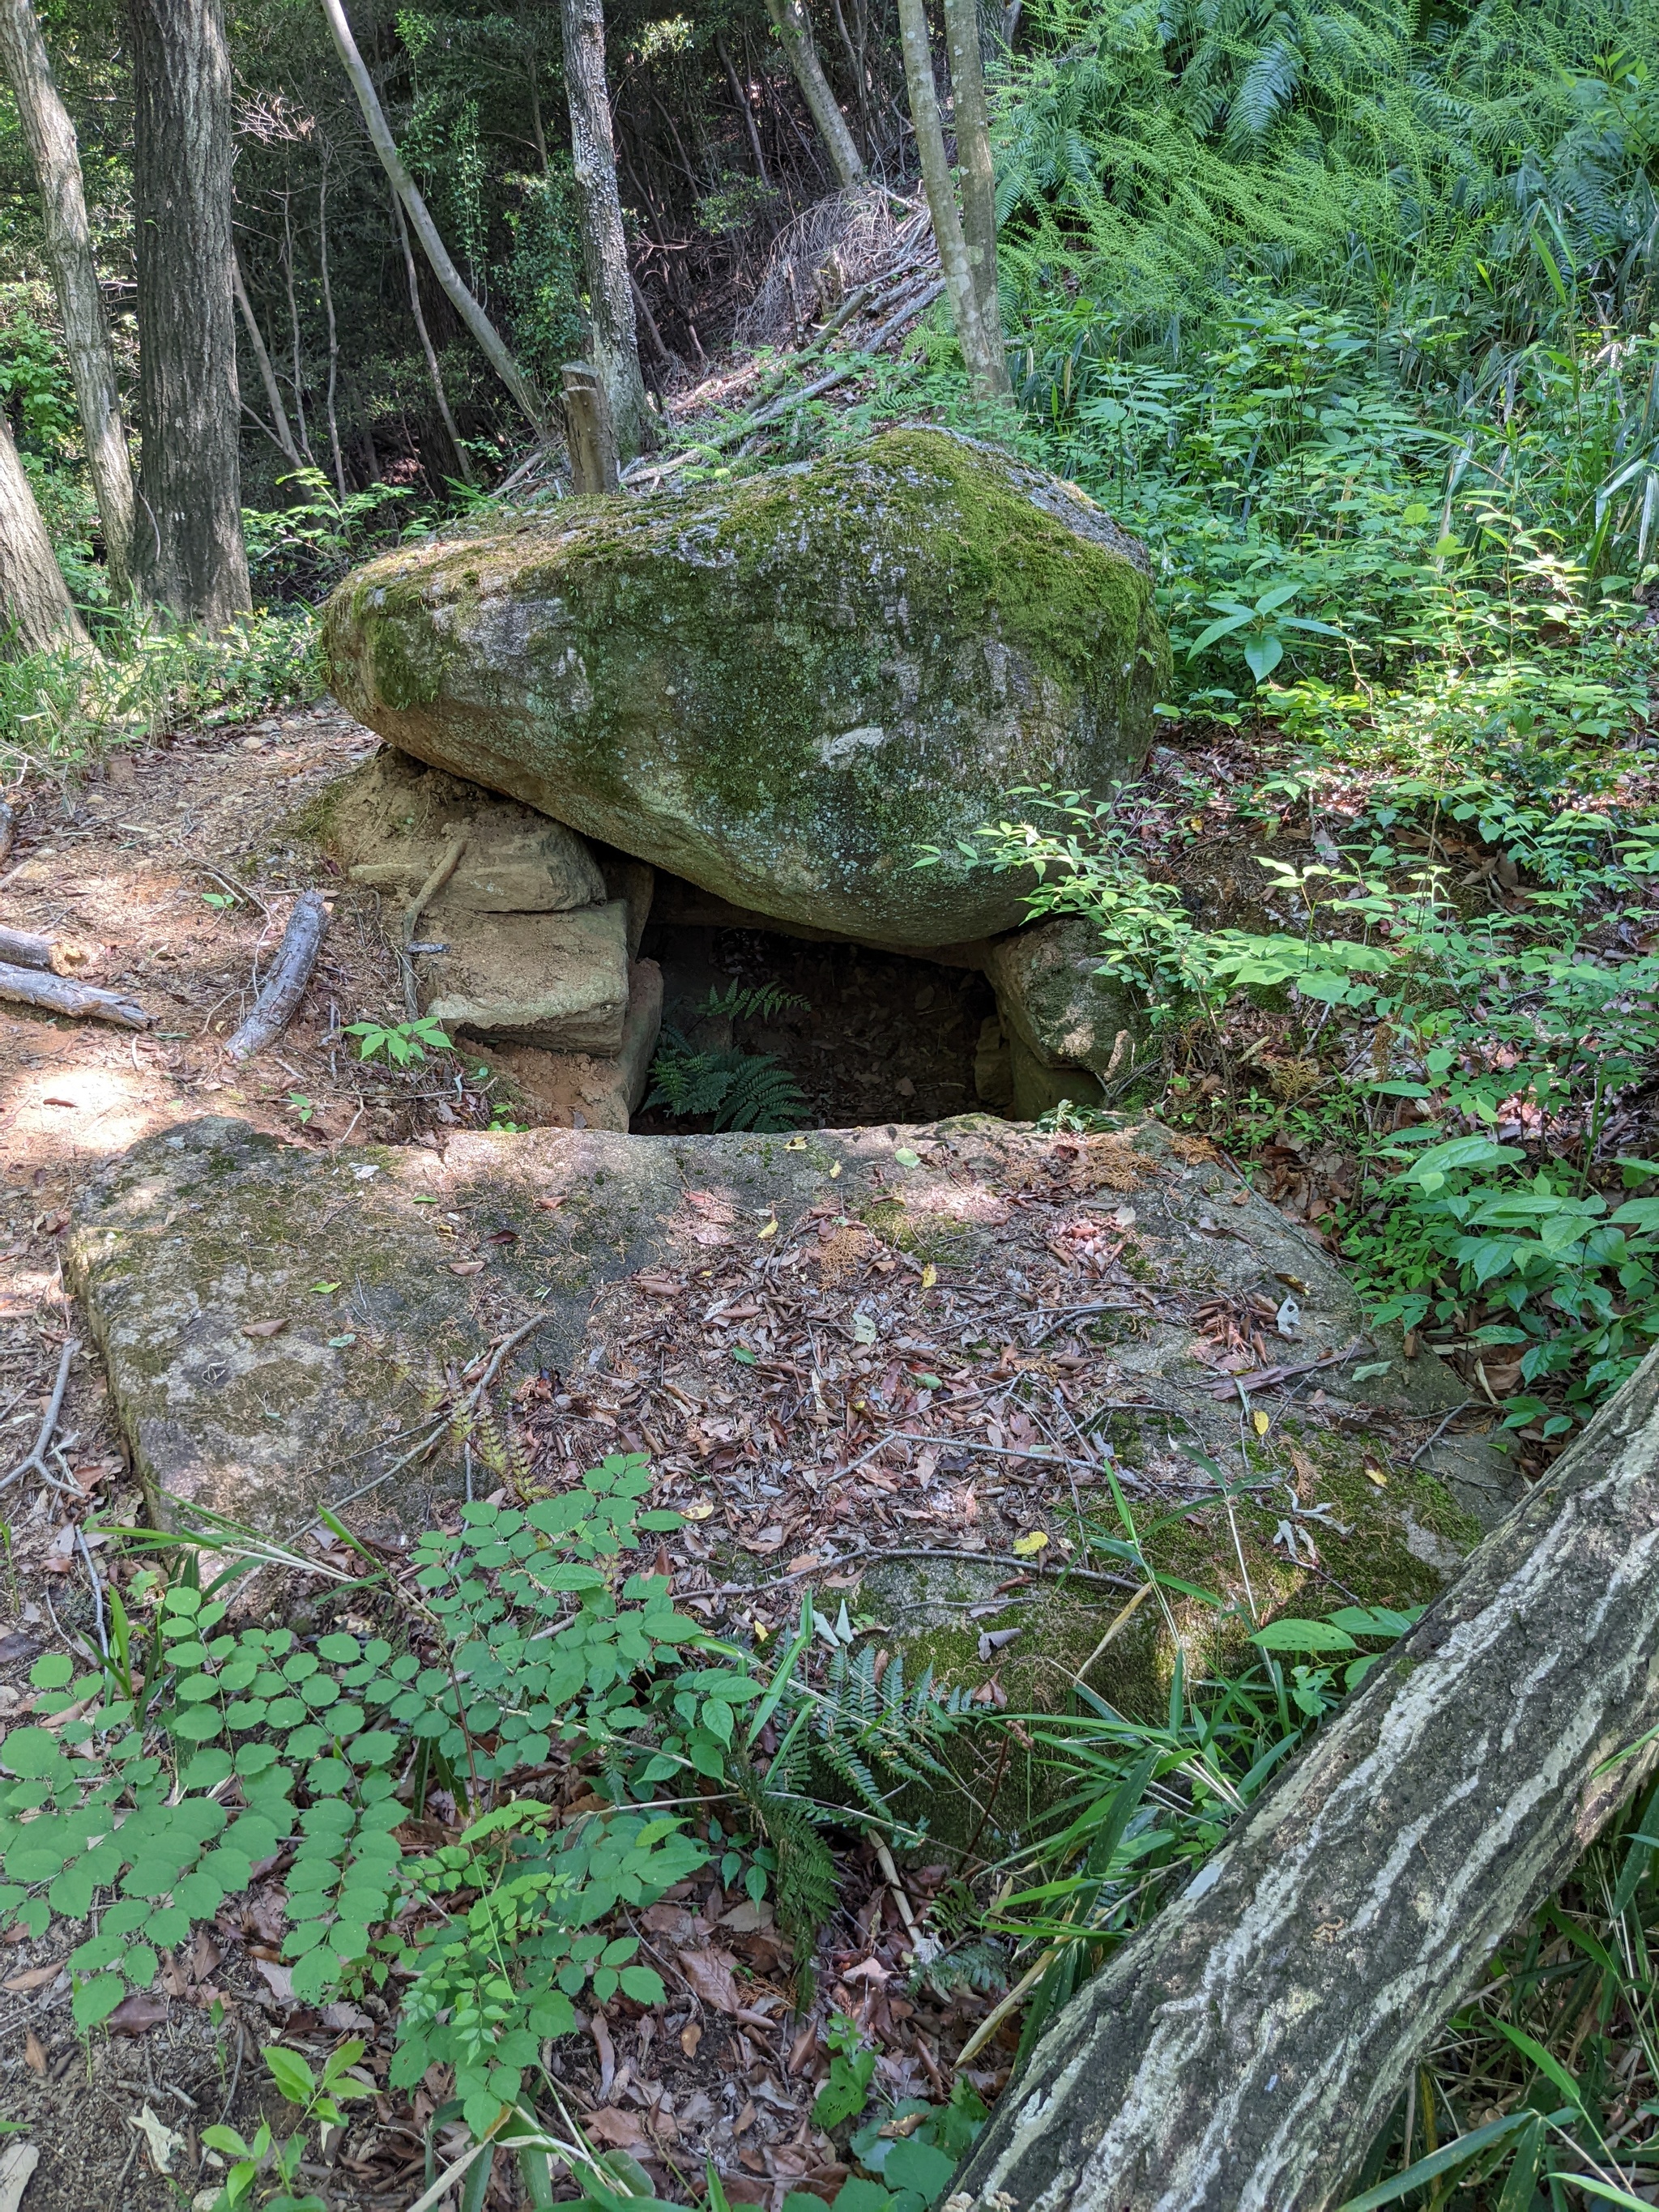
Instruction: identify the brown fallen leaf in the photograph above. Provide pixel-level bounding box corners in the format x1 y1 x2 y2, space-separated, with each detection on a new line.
719 1899 775 1934
449 1259 485 1276
636 1272 682 1297
188 1929 220 1983
585 2108 648 2150
842 1957 890 1985
23 2029 45 2076
677 1946 741 2014
253 1958 295 2005
680 2020 703 2058
107 1992 168 2036
2 1963 61 1993
242 1318 286 1339
642 1903 698 1945
535 1194 566 1212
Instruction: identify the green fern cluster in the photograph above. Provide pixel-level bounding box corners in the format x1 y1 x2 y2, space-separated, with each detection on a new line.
996 0 1659 354
702 980 809 1023
730 1755 841 1962
809 1645 965 1817
646 1032 808 1132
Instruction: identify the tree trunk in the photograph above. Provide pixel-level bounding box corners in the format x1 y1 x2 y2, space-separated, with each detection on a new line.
951 1345 1659 2212
318 158 346 497
894 0 997 396
232 250 302 467
0 410 87 654
764 0 867 188
391 194 475 488
0 0 137 603
558 0 648 461
716 31 771 187
320 0 551 443
130 0 250 625
940 0 1009 391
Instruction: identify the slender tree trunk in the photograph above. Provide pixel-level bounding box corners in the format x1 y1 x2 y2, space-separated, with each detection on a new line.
941 0 1008 386
279 189 315 465
952 1344 1659 2212
232 251 302 467
764 0 866 187
130 0 250 624
716 32 771 187
318 160 346 497
0 0 137 603
523 21 549 169
391 194 475 487
0 410 88 654
557 0 648 462
629 271 676 373
827 0 876 164
320 0 551 441
895 0 998 395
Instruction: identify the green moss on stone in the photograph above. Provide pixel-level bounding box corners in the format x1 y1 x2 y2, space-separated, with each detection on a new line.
322 429 1171 948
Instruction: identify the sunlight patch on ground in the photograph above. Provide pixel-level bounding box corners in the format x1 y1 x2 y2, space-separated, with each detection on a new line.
0 1062 175 1170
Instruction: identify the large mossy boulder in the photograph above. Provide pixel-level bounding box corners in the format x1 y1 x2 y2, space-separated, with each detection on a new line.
322 428 1170 949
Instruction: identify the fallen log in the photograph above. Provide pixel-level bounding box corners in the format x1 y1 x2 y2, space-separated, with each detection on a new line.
224 890 329 1062
949 1346 1659 2212
0 923 90 975
0 959 147 1028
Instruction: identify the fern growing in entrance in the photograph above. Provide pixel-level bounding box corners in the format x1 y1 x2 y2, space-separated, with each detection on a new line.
646 982 809 1132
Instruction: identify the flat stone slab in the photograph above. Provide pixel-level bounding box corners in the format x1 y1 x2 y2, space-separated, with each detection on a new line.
66 1114 1510 1543
423 898 631 1051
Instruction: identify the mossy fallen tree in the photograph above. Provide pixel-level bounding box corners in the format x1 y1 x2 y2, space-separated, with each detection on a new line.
949 1345 1659 2212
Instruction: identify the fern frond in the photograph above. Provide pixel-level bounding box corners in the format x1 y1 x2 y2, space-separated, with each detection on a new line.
713 1056 808 1132
703 981 810 1022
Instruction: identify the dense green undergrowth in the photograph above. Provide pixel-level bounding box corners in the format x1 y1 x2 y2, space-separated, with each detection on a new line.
10 1436 1659 2212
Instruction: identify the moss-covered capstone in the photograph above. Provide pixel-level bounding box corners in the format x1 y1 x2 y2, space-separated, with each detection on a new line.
322 428 1171 948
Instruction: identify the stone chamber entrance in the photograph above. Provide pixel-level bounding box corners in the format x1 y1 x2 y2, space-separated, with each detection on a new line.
633 907 1000 1135
321 744 1130 1139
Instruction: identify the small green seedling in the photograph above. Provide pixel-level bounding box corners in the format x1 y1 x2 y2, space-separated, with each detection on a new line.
812 2013 878 2129
344 1015 451 1067
203 2039 372 2212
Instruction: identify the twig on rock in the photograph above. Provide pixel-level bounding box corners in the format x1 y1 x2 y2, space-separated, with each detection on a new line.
1409 1400 1479 1465
711 1538 1136 1598
401 835 466 1018
0 960 148 1028
224 891 329 1061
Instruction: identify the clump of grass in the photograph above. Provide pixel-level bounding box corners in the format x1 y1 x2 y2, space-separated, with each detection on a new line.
0 606 321 781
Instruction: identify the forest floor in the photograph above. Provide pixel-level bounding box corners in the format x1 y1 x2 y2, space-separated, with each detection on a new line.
0 710 1503 2209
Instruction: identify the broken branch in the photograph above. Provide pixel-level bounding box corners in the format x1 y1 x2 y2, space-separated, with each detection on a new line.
224 890 329 1061
0 1337 78 1494
0 923 91 974
0 959 147 1028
